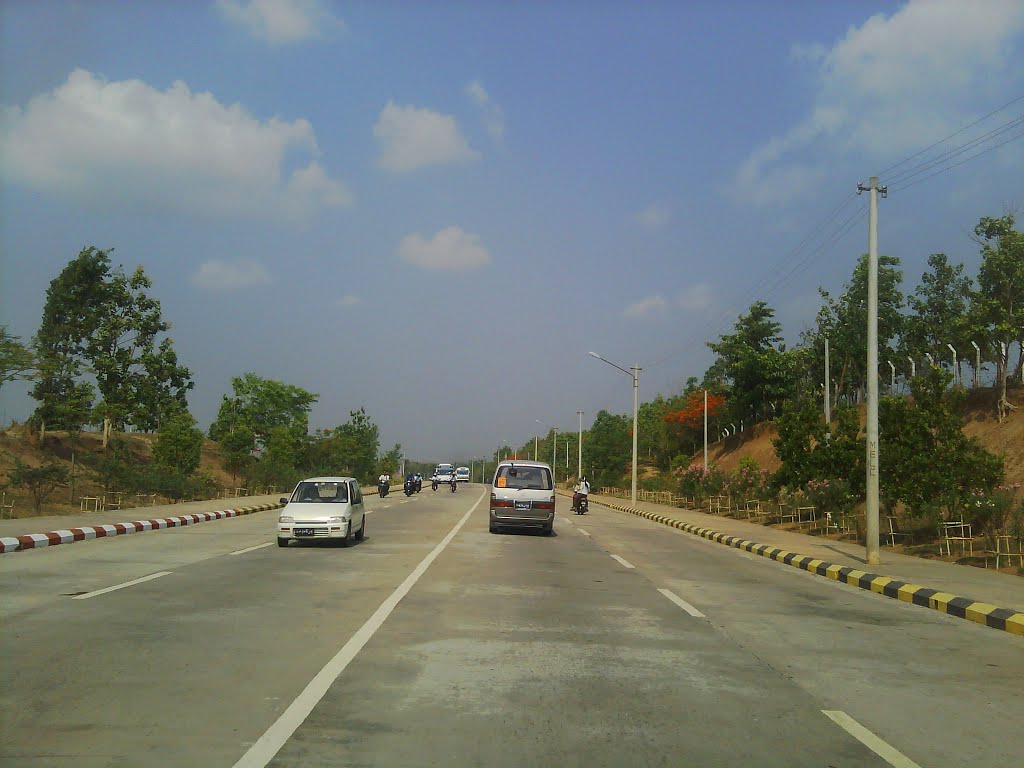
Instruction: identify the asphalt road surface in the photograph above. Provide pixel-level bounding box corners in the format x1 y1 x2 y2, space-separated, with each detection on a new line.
2 486 1020 767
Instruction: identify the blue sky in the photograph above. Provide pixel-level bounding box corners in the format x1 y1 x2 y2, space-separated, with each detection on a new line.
2 0 1023 461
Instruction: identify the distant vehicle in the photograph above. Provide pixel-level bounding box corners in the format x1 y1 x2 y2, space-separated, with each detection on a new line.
489 460 555 535
434 463 455 484
277 477 366 547
456 466 470 483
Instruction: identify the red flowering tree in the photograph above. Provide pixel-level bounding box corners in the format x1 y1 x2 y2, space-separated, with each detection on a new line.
664 391 726 429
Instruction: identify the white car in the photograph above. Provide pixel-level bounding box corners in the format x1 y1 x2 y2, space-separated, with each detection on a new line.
277 477 366 547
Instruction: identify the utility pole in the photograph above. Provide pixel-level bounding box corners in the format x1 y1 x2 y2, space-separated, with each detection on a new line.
824 337 831 427
703 390 708 471
857 175 886 566
577 410 584 480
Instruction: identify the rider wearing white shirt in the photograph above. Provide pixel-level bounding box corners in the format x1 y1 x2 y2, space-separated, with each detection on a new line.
573 476 590 510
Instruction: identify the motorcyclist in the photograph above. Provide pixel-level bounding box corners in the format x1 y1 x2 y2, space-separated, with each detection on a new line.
572 476 591 512
378 472 389 497
431 473 438 491
414 473 423 492
449 474 458 492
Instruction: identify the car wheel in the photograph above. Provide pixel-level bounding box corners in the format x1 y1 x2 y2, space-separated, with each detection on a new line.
355 516 365 541
277 537 289 547
339 521 354 548
543 524 554 536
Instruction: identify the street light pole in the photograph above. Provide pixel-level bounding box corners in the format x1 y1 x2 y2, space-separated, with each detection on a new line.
589 352 641 506
703 389 708 472
577 410 584 480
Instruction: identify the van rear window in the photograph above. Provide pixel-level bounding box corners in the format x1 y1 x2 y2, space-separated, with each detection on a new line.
495 465 552 490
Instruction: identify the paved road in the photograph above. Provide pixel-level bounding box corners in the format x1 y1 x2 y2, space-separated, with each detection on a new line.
1 487 1020 767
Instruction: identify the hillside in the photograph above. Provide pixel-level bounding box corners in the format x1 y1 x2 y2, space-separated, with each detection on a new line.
0 424 238 518
698 383 1024 487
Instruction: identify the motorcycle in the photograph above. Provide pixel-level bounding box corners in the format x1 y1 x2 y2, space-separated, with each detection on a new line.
449 478 458 493
573 494 588 515
404 478 416 496
378 480 389 498
415 477 423 493
431 478 438 491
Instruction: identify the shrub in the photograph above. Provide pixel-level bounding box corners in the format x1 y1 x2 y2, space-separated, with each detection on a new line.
804 478 855 514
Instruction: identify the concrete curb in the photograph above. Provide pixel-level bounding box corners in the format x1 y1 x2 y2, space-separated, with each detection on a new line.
583 494 1024 638
0 502 285 554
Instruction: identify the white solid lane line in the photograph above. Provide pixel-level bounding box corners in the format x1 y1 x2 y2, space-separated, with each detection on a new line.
72 571 172 600
609 554 635 569
233 490 486 768
657 588 706 618
821 711 921 768
230 543 273 556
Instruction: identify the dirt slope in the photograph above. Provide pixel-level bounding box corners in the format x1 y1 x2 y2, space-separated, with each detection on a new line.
699 384 1024 486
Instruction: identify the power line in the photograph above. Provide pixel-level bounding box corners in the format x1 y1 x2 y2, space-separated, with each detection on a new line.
875 93 1024 178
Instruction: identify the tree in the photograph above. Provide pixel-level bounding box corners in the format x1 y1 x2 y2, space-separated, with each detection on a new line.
707 301 800 425
879 367 1003 520
31 247 193 441
377 444 403 477
0 326 35 390
152 408 204 477
6 458 69 513
86 264 193 436
330 408 380 483
816 253 904 402
904 253 974 385
221 425 257 485
209 373 317 447
972 214 1023 419
585 410 631 488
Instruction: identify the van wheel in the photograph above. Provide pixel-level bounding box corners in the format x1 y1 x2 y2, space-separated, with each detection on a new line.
489 523 498 534
543 525 554 536
355 516 365 541
277 537 289 547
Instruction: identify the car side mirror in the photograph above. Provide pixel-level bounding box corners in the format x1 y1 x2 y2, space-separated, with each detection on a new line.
279 497 288 504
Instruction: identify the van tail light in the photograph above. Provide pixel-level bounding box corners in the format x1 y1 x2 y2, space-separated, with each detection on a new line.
490 494 512 508
534 500 555 510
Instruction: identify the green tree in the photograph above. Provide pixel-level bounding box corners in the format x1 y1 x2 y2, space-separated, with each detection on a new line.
816 254 904 402
209 372 317 446
251 425 303 489
972 214 1023 418
221 425 256 485
6 458 69 513
904 253 974 385
30 247 192 439
0 326 35 390
707 301 800 425
152 408 204 476
377 444 403 477
879 367 1003 520
585 410 631 488
331 408 380 483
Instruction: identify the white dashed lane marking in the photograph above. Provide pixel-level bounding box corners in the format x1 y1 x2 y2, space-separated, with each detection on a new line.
609 554 634 569
72 571 173 600
657 588 706 618
821 711 921 767
230 543 273 556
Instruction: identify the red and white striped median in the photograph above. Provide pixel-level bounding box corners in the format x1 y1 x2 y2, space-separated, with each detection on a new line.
0 502 283 554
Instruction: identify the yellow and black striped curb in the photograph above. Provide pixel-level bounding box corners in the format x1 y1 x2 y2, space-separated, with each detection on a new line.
580 495 1024 638
0 502 285 554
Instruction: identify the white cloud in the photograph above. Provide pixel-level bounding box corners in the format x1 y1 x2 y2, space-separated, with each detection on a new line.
337 294 361 307
635 203 672 229
215 0 343 45
678 283 714 312
732 0 1024 206
374 101 478 172
623 294 668 318
0 69 351 219
466 80 505 144
192 259 272 291
398 226 491 271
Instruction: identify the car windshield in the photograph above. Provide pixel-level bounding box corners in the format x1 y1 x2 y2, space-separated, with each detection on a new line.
290 481 349 503
495 466 552 490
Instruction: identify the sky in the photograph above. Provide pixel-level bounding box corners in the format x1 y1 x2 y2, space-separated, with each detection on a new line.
2 0 1023 462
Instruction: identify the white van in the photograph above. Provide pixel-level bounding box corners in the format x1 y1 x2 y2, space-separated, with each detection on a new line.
489 460 555 535
456 466 470 483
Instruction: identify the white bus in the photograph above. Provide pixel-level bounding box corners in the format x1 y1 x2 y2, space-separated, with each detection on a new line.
456 466 471 483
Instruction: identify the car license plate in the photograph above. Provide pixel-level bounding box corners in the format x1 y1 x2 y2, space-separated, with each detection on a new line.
514 501 532 511
294 527 316 536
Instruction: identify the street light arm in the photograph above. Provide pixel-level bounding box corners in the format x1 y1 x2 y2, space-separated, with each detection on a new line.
589 351 633 377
